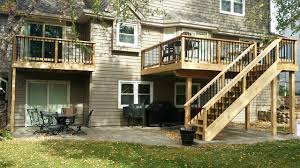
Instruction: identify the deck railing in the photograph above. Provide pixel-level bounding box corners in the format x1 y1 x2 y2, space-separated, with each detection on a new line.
13 35 95 64
279 38 297 63
141 35 254 69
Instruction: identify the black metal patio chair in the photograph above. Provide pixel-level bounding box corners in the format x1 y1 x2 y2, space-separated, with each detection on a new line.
73 109 94 135
40 111 64 135
27 108 45 134
123 103 146 127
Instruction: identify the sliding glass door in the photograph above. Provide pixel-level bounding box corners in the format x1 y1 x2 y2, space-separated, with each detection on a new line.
26 81 70 126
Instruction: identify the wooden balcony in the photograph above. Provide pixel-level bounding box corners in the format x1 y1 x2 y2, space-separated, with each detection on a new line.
141 36 298 76
12 35 96 71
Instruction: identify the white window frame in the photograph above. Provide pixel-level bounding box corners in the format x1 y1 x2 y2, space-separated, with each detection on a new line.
174 82 201 108
220 0 245 16
118 80 153 109
116 22 138 47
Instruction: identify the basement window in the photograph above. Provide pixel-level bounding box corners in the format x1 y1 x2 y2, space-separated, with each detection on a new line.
220 0 245 16
118 81 153 108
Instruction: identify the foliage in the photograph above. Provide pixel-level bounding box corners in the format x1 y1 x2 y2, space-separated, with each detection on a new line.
0 139 300 167
279 85 289 96
274 0 300 34
247 0 300 34
0 129 13 140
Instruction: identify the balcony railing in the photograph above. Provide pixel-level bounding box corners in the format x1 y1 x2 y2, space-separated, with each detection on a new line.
12 35 96 71
141 35 254 70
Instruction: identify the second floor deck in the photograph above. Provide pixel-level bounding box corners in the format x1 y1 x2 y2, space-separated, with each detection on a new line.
141 36 298 76
12 35 96 72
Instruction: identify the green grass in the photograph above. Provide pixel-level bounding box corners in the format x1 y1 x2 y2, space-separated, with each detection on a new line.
0 139 300 168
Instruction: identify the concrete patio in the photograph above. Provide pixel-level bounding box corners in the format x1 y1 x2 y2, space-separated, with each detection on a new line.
12 125 299 146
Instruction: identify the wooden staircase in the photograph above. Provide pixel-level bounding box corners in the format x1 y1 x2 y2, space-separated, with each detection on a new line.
184 38 297 141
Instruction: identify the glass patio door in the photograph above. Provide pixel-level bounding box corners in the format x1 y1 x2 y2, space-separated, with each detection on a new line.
26 82 48 126
26 81 69 126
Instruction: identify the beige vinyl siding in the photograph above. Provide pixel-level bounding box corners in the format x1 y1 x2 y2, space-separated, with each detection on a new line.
89 20 166 126
147 0 269 38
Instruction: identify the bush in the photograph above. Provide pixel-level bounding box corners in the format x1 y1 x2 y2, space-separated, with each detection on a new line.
0 129 13 140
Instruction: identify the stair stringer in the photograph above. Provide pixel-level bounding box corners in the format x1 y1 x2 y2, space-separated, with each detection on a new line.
204 62 281 141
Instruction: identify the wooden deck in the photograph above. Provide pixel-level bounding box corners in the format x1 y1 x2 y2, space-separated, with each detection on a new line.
12 35 96 71
141 36 298 76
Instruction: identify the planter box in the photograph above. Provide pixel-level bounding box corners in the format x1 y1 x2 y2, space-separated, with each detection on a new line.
180 128 195 146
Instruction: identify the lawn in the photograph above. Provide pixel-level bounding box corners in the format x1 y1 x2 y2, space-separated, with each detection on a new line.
0 139 300 168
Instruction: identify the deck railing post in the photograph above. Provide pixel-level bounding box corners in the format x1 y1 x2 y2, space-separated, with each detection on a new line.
54 39 58 63
141 51 145 70
293 40 297 64
12 36 17 62
181 36 186 63
92 43 96 65
276 43 279 61
217 40 221 64
159 44 162 66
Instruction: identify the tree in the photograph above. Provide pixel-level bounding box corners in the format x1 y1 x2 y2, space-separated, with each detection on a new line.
274 0 300 34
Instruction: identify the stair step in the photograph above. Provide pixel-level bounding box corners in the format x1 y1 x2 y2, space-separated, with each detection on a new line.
195 131 203 135
193 124 203 128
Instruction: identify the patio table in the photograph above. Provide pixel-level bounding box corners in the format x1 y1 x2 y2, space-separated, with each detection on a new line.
57 113 77 131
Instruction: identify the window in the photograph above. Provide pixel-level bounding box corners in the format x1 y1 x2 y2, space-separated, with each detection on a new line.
23 23 64 60
174 83 201 108
117 23 138 47
118 81 153 108
220 0 245 16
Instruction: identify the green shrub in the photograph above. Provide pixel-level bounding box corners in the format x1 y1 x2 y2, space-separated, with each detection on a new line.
0 129 13 140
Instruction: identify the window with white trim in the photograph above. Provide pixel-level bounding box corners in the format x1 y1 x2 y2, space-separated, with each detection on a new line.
117 23 138 47
220 0 245 16
118 81 153 108
174 83 201 108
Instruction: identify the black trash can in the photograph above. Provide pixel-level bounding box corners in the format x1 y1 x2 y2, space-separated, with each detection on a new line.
180 128 195 146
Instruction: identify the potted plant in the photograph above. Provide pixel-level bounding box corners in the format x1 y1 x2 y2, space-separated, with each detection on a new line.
180 126 195 146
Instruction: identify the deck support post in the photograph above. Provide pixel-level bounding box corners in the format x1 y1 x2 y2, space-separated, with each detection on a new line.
289 72 296 134
184 77 192 128
243 76 250 130
271 78 277 136
10 68 16 132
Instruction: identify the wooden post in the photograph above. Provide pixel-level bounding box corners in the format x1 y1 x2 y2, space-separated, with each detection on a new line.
271 78 277 136
203 109 207 141
10 68 16 132
221 74 225 88
141 51 145 70
159 44 162 66
92 43 96 65
12 37 17 62
289 72 296 134
184 77 192 128
254 42 257 58
294 41 297 64
54 39 58 63
217 41 221 64
245 105 250 130
243 76 250 130
181 36 186 63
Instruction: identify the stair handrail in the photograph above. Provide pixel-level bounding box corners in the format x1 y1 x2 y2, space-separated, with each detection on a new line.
184 43 256 108
201 38 282 112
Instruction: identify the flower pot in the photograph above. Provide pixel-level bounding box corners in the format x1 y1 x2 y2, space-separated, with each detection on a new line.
180 128 195 146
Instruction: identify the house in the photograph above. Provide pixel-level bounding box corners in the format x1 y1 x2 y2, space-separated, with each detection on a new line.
0 0 298 141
